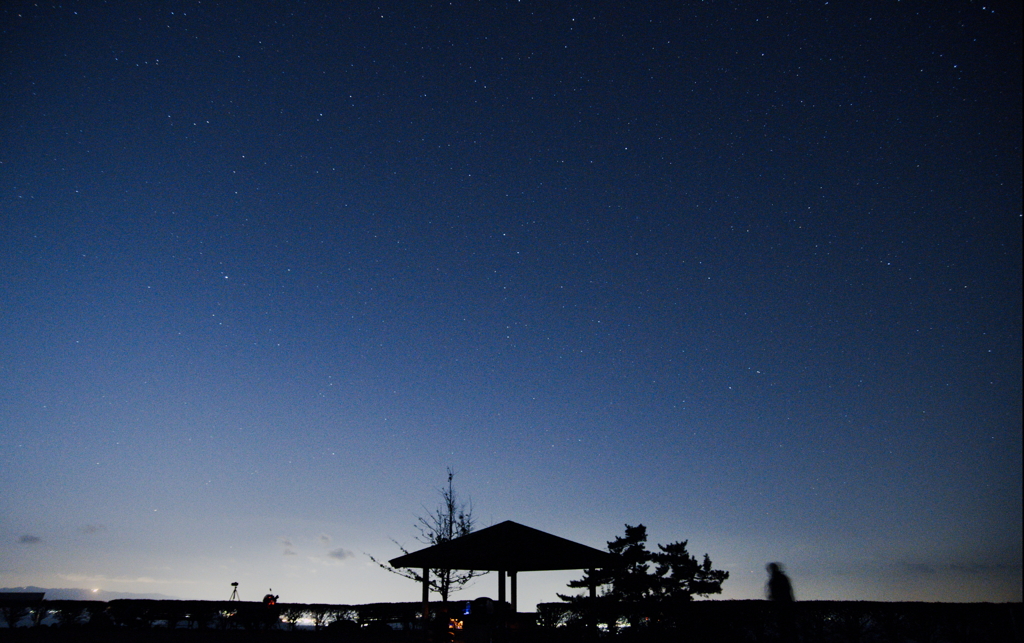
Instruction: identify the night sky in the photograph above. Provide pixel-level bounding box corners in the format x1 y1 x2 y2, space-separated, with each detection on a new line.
2 1 1020 608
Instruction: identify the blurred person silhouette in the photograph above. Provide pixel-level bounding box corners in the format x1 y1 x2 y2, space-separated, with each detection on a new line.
766 562 796 642
766 562 794 602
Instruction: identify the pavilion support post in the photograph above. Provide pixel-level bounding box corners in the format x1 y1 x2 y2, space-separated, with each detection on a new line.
588 571 598 636
497 569 509 643
510 571 517 613
422 568 430 623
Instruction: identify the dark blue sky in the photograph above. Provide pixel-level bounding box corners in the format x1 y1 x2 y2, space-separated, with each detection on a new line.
2 1 1020 606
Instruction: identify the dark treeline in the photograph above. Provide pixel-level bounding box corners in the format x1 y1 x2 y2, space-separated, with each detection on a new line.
0 598 1020 642
539 599 1022 642
1 599 420 632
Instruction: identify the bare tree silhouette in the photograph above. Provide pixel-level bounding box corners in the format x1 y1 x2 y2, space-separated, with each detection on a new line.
370 467 487 603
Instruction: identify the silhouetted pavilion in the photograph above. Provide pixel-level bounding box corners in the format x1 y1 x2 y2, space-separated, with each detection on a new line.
389 520 615 617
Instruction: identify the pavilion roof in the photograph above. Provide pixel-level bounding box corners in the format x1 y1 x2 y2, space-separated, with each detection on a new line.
389 520 615 572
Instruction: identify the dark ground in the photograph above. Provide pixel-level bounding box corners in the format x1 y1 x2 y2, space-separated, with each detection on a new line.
1 601 1021 643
